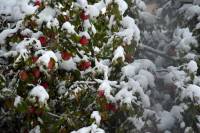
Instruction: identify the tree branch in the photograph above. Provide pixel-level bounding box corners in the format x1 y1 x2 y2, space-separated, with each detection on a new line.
139 44 178 62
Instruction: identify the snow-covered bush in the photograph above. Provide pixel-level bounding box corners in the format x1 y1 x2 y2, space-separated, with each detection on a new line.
0 0 156 132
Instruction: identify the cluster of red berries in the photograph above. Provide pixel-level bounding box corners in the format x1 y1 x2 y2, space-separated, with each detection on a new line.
19 68 49 89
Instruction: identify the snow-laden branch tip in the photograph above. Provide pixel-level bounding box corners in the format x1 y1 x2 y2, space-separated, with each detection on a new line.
139 44 179 62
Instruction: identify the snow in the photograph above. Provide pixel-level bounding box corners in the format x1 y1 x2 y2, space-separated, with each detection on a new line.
174 28 198 54
135 0 146 11
47 18 60 29
116 16 140 44
29 125 40 133
181 84 200 104
115 0 128 15
122 59 156 78
29 85 49 104
195 22 200 29
170 105 184 121
91 111 101 125
163 67 187 89
137 70 155 88
139 11 157 24
14 95 22 107
128 117 145 131
0 21 22 44
157 111 175 131
77 0 88 8
79 31 91 39
83 20 92 31
16 38 42 52
95 59 109 80
20 28 33 37
36 51 58 69
37 7 56 24
116 79 150 107
2 0 200 132
112 46 125 62
98 80 115 102
0 0 36 21
187 60 198 73
62 22 76 34
134 74 149 90
88 5 100 18
60 58 77 71
115 86 137 106
71 123 105 133
180 5 200 20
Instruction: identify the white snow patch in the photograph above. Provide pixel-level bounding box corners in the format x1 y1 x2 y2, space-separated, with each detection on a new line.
14 95 22 107
37 51 58 69
112 46 125 62
29 125 40 133
157 111 175 131
37 7 56 24
91 111 101 125
62 22 76 34
116 16 140 44
29 85 49 104
60 58 77 71
187 60 198 73
71 123 105 133
181 84 200 104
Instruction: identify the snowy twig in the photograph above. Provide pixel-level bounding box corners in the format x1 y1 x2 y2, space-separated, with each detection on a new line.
139 44 178 61
47 112 62 119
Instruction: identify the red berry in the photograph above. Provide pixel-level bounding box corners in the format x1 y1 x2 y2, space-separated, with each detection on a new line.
79 36 89 46
80 11 89 20
19 71 28 81
41 82 49 89
79 61 91 71
61 51 72 60
48 58 55 69
34 0 41 6
32 56 39 63
39 36 47 46
98 90 105 97
105 103 117 112
32 68 41 78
